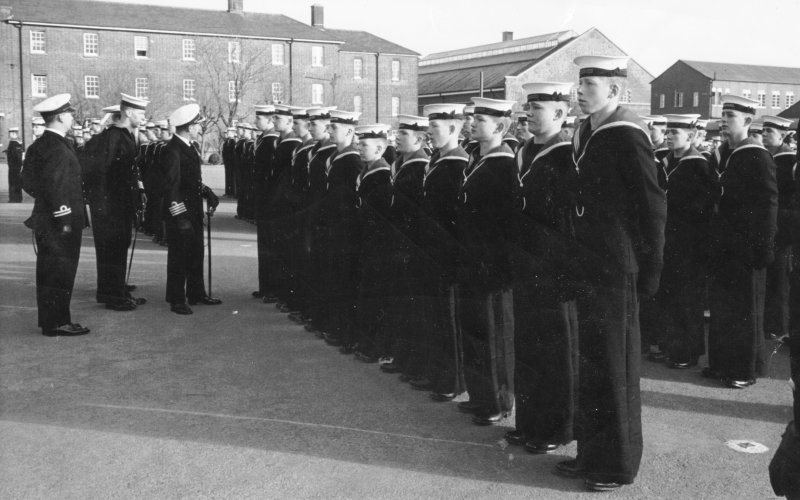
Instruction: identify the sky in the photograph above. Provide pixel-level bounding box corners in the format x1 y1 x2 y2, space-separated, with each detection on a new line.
96 0 799 77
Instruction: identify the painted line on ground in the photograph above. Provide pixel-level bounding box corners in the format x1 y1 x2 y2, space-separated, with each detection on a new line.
81 403 497 449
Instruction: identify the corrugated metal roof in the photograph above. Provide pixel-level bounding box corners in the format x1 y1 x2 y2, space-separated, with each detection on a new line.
317 28 418 56
422 30 575 61
3 0 341 42
419 61 531 95
682 60 800 85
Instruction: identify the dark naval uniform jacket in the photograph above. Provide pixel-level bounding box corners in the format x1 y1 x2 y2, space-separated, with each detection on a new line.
456 144 517 291
390 148 429 252
773 144 797 248
253 131 279 220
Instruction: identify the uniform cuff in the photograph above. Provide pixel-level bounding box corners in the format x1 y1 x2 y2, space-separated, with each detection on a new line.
53 205 72 217
168 202 187 216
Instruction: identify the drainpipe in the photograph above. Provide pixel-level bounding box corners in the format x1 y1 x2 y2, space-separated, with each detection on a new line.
375 52 380 122
288 38 293 103
13 21 26 147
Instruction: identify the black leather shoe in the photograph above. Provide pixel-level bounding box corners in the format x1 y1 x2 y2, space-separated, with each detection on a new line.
409 377 432 390
279 304 297 314
127 295 147 305
252 291 264 298
524 442 560 454
262 295 279 304
504 430 526 446
354 351 378 363
379 362 401 373
667 358 698 369
188 296 222 305
323 334 342 346
724 378 756 389
105 300 137 311
339 343 358 354
457 401 483 414
126 284 137 292
585 479 622 491
288 312 304 323
472 411 507 425
43 324 91 337
701 367 721 379
170 303 193 315
555 459 586 478
430 392 456 402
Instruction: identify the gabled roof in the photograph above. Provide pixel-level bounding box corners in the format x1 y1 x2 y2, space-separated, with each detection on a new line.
778 100 800 120
680 60 800 85
316 28 418 56
2 0 341 43
418 31 578 96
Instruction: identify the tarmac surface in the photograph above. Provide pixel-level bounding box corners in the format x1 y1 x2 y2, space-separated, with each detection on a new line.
0 162 793 499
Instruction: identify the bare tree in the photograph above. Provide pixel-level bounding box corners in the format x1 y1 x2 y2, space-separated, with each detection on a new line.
195 38 268 156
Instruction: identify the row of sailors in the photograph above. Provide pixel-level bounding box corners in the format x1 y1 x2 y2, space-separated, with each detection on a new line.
201 56 796 491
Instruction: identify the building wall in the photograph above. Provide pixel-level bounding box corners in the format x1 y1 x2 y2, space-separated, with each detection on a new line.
336 51 418 125
506 28 652 116
651 61 800 119
418 29 652 117
0 20 419 147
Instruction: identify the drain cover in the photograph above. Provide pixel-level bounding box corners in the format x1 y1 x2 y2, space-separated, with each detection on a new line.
725 440 769 454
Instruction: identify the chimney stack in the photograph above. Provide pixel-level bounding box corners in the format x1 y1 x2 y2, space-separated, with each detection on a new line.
311 4 324 27
228 0 243 13
502 31 513 42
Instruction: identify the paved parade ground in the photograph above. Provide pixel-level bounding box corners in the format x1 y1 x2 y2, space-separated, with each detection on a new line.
0 163 793 499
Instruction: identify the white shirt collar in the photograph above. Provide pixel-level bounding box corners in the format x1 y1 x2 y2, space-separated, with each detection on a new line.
175 133 192 147
45 127 66 138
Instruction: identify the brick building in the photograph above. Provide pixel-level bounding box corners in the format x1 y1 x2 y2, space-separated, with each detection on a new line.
651 60 800 119
0 0 418 149
418 28 653 117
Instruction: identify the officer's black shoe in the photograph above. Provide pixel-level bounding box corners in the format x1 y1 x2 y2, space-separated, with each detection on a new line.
724 378 756 389
430 392 456 402
379 362 401 374
126 284 137 292
170 303 193 315
354 351 378 363
457 401 483 414
409 377 432 390
105 300 137 311
339 342 358 354
524 442 560 454
555 459 586 478
585 479 622 491
188 296 222 305
472 411 508 426
666 358 698 369
252 291 264 298
42 324 91 337
504 430 526 446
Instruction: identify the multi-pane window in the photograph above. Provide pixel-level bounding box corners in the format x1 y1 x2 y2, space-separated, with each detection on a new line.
272 44 284 65
183 79 195 101
228 80 241 102
391 59 401 81
619 90 631 104
391 96 400 117
787 92 795 108
84 33 98 57
673 91 683 108
772 91 781 108
353 95 362 114
757 91 766 107
353 58 363 79
742 89 751 99
31 74 47 97
659 94 665 109
182 39 195 61
692 91 699 107
272 82 283 103
311 46 323 67
30 31 45 53
85 75 99 98
135 77 148 99
569 88 578 106
134 36 148 58
311 84 323 105
228 41 240 64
